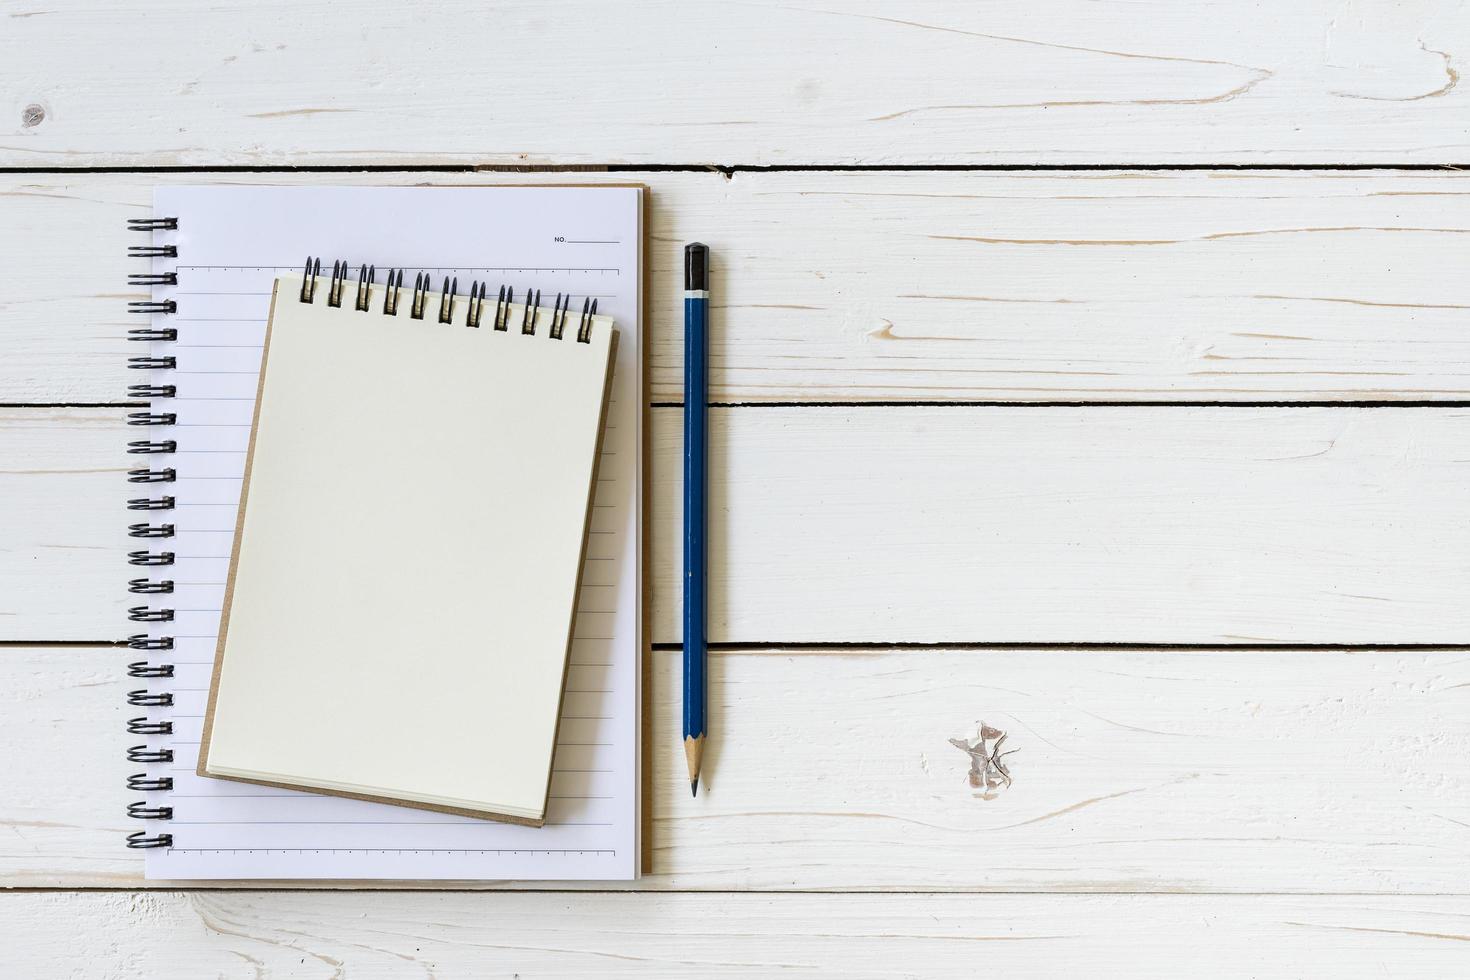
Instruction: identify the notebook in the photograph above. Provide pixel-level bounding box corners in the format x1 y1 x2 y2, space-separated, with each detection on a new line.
197 269 615 826
124 185 643 878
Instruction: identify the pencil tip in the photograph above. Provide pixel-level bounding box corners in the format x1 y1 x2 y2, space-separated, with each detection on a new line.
690 778 699 797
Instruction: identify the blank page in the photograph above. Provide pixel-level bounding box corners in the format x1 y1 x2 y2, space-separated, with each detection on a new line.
200 278 615 824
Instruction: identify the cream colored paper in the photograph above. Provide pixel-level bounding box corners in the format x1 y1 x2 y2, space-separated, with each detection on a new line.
200 281 614 824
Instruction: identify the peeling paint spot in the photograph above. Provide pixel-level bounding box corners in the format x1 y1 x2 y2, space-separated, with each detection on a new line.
949 722 1015 799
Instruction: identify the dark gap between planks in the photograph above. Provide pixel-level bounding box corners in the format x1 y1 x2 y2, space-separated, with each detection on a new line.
9 401 1470 410
5 640 1465 652
0 163 1466 175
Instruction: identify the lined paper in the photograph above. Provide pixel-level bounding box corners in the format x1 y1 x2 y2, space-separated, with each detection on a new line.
138 186 641 879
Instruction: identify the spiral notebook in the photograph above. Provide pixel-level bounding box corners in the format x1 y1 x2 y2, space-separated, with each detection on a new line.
125 185 643 879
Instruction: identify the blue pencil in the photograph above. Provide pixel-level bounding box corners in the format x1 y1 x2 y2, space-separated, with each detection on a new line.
684 243 709 797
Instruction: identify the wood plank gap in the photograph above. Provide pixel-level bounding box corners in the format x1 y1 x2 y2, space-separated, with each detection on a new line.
0 403 137 409
0 164 1466 175
25 401 1470 411
653 641 1470 652
654 401 1470 409
0 640 123 649
6 887 1470 897
23 401 1470 411
44 640 1470 653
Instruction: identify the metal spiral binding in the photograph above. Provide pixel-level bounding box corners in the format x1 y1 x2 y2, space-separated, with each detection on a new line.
125 217 178 850
298 257 600 343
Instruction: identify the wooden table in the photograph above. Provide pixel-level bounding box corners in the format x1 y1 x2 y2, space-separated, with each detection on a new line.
3 2 1469 975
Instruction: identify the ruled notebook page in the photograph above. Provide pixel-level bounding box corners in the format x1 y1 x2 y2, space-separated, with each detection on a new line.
140 185 641 879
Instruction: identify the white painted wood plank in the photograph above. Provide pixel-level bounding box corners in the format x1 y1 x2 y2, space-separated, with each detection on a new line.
0 410 119 640
6 406 1470 644
5 170 1470 403
2 892 1467 978
647 405 1470 644
5 1 1468 166
646 646 1470 890
0 648 132 886
6 646 1469 891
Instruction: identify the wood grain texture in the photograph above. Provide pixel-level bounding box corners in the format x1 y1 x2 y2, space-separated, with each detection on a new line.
5 0 1467 958
0 647 129 886
7 406 1470 644
2 892 1468 978
5 170 1470 403
0 410 119 640
647 405 1470 645
5 645 1469 890
3 1 1468 167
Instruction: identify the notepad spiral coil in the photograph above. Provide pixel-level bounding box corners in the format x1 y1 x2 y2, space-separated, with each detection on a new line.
297 256 600 341
124 216 179 850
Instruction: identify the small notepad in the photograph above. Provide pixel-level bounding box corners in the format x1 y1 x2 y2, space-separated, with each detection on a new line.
198 272 616 826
